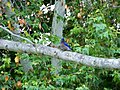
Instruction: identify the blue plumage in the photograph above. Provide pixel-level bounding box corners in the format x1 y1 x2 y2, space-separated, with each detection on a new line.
60 38 71 51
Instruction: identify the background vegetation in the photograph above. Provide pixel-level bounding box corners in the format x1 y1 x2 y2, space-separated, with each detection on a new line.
0 0 120 89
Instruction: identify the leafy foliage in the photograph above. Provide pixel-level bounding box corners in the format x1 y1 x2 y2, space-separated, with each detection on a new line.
0 0 120 90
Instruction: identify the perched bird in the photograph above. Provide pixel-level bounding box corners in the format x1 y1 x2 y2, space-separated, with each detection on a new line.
60 38 71 51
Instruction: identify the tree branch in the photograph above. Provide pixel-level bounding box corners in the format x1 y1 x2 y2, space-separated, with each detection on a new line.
0 26 34 44
0 39 120 69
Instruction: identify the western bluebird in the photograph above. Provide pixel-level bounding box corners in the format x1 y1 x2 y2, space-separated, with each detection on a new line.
60 38 71 51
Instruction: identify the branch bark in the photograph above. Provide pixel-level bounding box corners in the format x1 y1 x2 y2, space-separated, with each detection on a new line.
0 39 120 69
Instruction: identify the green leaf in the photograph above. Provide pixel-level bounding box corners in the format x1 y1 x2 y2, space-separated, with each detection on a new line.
93 23 106 31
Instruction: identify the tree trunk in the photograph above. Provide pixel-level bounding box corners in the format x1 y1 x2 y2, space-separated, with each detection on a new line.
51 0 65 74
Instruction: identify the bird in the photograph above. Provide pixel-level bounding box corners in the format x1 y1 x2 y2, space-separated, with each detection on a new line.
59 38 71 51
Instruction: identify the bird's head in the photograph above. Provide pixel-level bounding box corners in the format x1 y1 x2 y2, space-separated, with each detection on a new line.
61 38 65 43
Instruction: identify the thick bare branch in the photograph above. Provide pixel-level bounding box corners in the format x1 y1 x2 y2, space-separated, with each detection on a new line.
0 39 120 69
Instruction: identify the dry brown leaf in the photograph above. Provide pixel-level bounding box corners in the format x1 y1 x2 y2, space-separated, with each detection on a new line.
2 87 5 90
27 2 30 5
5 76 9 81
7 21 14 31
14 56 20 63
65 4 68 9
16 81 22 88
18 19 26 25
77 13 82 19
38 10 43 16
0 13 2 16
39 23 42 30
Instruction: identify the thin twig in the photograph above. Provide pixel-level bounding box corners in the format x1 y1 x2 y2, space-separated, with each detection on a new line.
13 0 20 9
112 6 120 8
0 25 34 44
